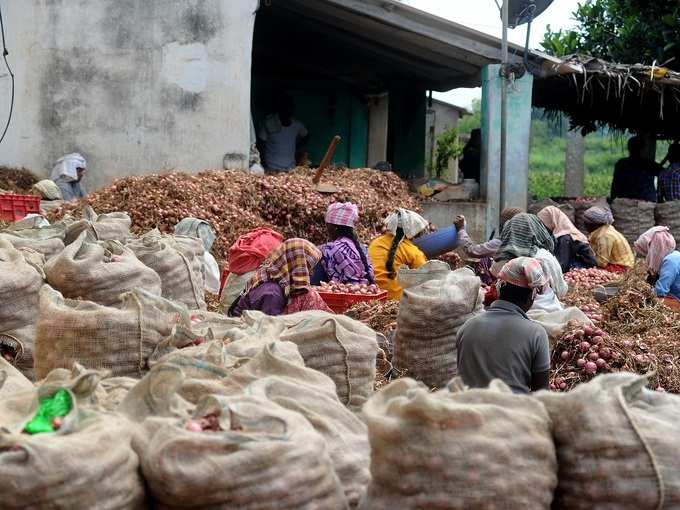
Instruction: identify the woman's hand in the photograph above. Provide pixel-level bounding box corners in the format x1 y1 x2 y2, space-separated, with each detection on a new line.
454 215 466 232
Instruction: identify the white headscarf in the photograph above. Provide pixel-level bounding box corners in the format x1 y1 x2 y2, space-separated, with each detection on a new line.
384 208 428 239
50 153 87 182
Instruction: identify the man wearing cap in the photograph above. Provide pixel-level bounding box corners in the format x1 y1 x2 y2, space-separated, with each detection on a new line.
456 257 550 394
313 202 374 285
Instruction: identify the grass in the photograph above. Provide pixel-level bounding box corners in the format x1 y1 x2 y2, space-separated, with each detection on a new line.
529 171 613 199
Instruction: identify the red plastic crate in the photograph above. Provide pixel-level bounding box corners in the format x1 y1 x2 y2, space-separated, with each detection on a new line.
0 194 41 222
316 288 388 314
219 268 230 298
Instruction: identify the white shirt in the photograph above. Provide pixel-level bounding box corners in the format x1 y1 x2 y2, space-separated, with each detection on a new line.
259 115 307 171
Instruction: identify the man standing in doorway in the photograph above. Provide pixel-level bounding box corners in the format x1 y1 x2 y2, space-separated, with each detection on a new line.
258 95 309 172
610 135 662 202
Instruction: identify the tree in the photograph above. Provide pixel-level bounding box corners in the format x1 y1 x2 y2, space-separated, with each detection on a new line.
541 1 680 70
458 98 481 135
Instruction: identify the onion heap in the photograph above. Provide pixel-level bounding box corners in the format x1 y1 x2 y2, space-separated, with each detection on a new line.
564 267 619 290
48 168 420 264
318 282 382 295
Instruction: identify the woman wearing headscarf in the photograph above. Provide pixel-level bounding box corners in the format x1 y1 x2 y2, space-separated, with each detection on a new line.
583 206 634 273
174 218 221 294
537 206 597 273
313 202 374 285
368 208 428 300
634 227 680 306
453 207 522 285
50 153 87 202
492 212 555 276
228 238 331 317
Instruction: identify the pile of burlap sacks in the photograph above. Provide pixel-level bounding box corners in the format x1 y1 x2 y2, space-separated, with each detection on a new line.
3 207 680 509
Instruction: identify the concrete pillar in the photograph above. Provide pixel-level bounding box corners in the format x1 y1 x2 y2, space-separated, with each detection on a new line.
565 127 585 197
367 93 389 167
480 64 533 238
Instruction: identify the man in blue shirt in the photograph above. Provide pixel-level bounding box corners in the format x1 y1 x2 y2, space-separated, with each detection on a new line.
658 144 680 202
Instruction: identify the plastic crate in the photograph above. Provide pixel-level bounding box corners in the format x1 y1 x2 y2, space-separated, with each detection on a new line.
316 288 388 314
0 194 41 222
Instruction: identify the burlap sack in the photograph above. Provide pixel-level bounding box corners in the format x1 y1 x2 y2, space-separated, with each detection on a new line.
0 356 33 397
0 372 146 510
360 378 557 510
32 179 63 200
279 311 378 411
655 201 680 240
612 198 656 244
397 259 451 289
394 267 483 388
537 373 680 509
45 232 162 306
127 229 206 309
1 324 36 381
571 197 609 234
0 229 65 260
34 286 184 379
0 239 44 331
186 310 243 340
221 341 370 507
219 270 255 313
64 206 132 245
134 393 348 509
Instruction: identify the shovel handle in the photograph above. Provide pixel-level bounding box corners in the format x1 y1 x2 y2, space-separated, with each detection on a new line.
313 135 342 184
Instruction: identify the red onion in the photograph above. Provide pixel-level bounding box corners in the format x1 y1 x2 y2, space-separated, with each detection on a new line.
584 361 598 374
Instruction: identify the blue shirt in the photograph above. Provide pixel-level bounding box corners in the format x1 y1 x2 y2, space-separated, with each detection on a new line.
658 163 680 202
655 251 680 301
54 177 85 202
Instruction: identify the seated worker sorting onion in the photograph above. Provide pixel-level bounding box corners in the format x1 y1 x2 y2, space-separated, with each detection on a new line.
537 205 597 273
228 238 331 316
634 226 680 311
311 202 375 285
368 208 428 300
582 206 634 273
492 212 555 277
453 207 522 285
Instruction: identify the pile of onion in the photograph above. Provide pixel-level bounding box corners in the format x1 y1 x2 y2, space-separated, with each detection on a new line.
565 268 619 290
318 282 382 295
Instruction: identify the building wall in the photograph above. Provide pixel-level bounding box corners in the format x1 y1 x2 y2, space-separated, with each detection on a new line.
388 83 426 179
425 101 461 180
0 0 258 190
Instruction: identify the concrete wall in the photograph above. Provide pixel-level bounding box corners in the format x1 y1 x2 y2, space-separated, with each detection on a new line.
367 94 388 168
425 100 461 180
421 200 487 247
0 0 258 190
480 64 533 238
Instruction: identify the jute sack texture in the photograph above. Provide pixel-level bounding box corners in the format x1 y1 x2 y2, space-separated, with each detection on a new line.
45 232 161 306
612 198 656 244
359 377 557 510
394 267 483 388
127 229 206 310
537 373 680 509
133 391 348 509
34 286 183 379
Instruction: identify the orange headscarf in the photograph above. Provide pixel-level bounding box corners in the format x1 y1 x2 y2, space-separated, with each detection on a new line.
537 206 588 243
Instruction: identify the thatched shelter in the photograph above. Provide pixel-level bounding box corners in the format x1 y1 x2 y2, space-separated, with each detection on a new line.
532 55 680 139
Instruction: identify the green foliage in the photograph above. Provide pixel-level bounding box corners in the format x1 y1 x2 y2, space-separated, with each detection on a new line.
434 127 463 178
541 0 680 70
529 171 613 200
458 98 481 135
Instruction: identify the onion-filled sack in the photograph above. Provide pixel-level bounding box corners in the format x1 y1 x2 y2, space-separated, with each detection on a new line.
134 393 348 509
0 374 146 510
0 238 44 331
279 311 379 411
34 286 186 379
1 324 37 381
655 200 680 241
360 378 557 509
0 222 66 260
127 229 206 310
221 341 371 507
537 373 680 509
611 198 656 244
0 356 33 397
395 267 483 388
63 206 132 245
45 232 161 306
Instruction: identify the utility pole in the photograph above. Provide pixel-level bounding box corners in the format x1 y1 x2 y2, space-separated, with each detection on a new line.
499 0 509 223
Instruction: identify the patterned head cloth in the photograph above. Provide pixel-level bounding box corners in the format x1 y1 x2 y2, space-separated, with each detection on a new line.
634 226 676 274
500 207 523 228
498 257 548 290
495 213 555 262
384 208 429 239
325 202 359 228
537 206 588 243
247 238 321 297
583 206 614 226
